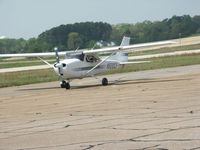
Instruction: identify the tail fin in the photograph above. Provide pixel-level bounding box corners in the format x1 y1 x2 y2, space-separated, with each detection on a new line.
109 36 130 62
120 36 130 46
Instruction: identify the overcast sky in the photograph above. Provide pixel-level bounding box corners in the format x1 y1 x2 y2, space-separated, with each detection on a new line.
0 0 200 39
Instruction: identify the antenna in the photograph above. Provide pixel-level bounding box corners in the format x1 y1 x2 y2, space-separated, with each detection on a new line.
75 47 79 52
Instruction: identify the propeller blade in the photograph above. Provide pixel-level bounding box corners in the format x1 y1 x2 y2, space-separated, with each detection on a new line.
54 63 63 76
58 66 61 75
54 47 60 63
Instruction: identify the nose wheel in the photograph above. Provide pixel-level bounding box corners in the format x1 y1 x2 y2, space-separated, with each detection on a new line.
102 78 108 86
60 80 71 89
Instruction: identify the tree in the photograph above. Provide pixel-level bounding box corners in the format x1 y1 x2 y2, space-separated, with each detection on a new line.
38 22 112 50
67 32 82 50
0 38 26 54
1 15 200 54
25 38 50 53
193 15 200 34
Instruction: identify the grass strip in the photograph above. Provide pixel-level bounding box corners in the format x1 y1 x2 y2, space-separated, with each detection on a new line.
0 69 58 88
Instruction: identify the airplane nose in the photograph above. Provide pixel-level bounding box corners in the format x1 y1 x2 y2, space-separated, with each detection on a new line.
53 63 62 75
53 63 67 76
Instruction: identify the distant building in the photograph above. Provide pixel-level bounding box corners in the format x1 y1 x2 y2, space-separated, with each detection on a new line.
96 40 116 48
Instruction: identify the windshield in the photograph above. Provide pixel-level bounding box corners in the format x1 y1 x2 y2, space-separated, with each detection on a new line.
65 52 84 61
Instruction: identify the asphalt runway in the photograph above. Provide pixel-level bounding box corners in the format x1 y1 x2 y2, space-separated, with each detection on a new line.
1 65 200 150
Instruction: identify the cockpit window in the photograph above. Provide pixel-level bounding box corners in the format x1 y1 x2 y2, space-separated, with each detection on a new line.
65 52 99 63
86 55 98 63
65 52 84 61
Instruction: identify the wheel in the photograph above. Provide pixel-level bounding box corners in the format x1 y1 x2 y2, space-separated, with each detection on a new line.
60 81 67 88
65 82 71 89
102 78 108 86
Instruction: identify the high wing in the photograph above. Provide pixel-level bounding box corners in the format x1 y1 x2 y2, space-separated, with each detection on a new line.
83 40 176 54
0 37 175 58
0 51 67 58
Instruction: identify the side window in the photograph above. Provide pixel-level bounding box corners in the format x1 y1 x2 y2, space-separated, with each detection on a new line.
86 55 97 63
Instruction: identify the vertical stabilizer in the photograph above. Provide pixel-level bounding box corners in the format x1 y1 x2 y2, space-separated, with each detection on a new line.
109 36 130 62
120 36 130 46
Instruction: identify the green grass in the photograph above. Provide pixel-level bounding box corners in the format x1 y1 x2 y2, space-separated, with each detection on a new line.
1 54 200 88
0 69 58 88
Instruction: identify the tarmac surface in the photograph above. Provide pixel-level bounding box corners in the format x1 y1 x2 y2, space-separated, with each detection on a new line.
1 65 200 150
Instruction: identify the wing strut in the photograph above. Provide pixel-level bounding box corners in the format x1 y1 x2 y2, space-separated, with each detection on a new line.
37 57 53 68
86 52 115 76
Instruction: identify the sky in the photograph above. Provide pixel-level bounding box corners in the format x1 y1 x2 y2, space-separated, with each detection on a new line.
0 0 200 39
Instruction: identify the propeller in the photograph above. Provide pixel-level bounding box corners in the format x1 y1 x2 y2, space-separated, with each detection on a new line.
54 47 60 63
53 47 63 76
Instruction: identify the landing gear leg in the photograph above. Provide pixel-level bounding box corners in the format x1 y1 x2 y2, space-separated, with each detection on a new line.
102 78 108 86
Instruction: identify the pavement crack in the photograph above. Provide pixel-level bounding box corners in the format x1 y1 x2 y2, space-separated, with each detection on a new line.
130 139 200 142
131 144 160 150
129 125 200 141
64 125 71 128
189 147 200 150
81 145 95 150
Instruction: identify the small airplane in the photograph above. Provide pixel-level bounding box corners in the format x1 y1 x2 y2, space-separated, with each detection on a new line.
0 37 175 89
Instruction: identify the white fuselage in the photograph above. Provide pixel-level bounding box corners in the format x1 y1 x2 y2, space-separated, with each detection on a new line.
54 58 121 80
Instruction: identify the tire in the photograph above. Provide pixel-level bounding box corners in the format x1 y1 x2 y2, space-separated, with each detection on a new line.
65 82 71 89
60 81 66 88
102 78 108 86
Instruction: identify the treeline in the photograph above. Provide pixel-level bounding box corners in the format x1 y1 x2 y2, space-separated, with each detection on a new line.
1 15 200 54
111 15 200 44
38 22 112 50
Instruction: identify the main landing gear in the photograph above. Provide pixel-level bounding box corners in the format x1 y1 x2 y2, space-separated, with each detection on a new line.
60 78 109 89
102 78 108 86
60 80 70 89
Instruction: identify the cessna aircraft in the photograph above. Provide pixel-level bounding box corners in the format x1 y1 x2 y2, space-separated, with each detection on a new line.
0 37 175 89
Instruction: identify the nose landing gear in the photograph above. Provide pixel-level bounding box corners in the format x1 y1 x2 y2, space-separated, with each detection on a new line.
60 80 71 89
